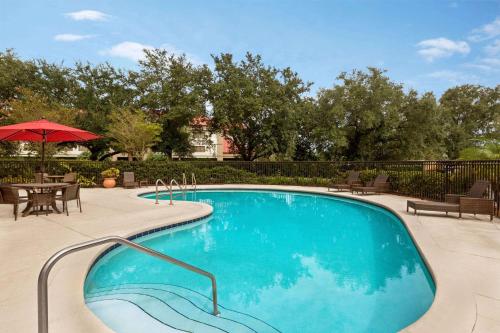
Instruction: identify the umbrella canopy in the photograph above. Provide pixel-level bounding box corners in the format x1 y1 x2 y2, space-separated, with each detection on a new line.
0 119 101 174
0 119 100 142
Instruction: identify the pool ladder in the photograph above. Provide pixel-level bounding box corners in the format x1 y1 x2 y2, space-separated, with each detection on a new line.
184 172 197 192
37 236 219 333
155 173 197 205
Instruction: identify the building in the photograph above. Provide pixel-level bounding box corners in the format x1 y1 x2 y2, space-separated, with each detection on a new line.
15 117 239 160
17 142 89 159
172 117 238 161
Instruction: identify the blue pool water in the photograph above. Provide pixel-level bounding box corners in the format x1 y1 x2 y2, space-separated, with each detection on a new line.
85 190 435 333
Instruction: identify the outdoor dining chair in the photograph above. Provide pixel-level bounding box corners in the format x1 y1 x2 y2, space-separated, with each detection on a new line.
55 184 81 216
0 185 30 221
62 172 77 184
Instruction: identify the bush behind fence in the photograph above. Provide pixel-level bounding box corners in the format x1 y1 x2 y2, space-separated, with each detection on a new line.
0 159 498 211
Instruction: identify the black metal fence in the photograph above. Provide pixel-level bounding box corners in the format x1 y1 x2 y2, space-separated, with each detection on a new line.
0 159 498 214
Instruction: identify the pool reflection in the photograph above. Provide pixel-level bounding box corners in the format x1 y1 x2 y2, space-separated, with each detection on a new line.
86 191 434 333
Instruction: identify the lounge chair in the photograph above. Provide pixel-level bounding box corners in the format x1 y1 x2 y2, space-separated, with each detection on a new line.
407 200 460 217
123 172 147 188
407 180 495 221
62 172 77 184
445 180 491 203
0 185 30 221
446 180 494 221
55 184 81 216
351 175 390 195
327 171 362 192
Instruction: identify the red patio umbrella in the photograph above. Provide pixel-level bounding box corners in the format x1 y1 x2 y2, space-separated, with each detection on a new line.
0 118 101 173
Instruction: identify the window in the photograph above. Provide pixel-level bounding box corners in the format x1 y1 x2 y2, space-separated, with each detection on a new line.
192 132 205 140
193 146 206 152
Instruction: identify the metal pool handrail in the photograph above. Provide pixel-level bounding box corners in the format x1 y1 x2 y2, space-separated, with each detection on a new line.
155 179 169 204
192 172 197 192
38 236 220 333
182 172 187 189
169 178 184 205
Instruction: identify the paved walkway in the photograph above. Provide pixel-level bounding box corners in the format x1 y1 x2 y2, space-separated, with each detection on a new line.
0 185 498 333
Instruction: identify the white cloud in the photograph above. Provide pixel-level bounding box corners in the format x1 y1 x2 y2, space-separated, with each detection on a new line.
469 17 500 42
464 63 492 72
100 41 204 64
473 57 500 72
480 57 500 67
417 38 470 62
100 41 154 61
484 39 500 56
65 10 109 21
426 70 479 84
159 43 205 65
54 34 94 42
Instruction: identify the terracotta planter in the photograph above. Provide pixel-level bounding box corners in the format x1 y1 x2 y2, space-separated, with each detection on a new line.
103 178 116 188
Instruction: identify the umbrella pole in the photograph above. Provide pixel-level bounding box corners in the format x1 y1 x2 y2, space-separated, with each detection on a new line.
41 130 46 182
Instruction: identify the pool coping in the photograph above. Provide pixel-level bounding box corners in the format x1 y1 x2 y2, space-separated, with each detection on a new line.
90 185 476 333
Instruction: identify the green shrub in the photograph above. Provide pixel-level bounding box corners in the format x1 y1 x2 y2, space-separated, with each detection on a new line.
0 159 496 202
101 167 120 178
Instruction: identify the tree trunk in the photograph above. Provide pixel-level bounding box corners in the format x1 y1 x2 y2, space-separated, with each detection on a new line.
98 151 122 161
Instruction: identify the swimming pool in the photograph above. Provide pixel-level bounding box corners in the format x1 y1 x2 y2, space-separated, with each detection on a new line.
85 190 435 333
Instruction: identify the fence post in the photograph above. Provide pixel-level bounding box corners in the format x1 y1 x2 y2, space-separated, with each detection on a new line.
444 161 450 200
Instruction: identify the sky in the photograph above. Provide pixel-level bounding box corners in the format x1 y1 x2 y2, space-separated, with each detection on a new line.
1 0 499 96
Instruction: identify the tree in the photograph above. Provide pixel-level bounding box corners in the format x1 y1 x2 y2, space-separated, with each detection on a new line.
107 107 162 161
72 62 138 160
440 84 499 159
293 99 321 160
308 68 406 161
137 49 212 158
459 140 500 160
394 91 446 160
6 88 77 157
0 49 38 109
0 50 77 110
209 53 310 160
298 90 349 160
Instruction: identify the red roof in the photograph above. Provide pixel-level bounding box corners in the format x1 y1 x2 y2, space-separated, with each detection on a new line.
191 116 210 127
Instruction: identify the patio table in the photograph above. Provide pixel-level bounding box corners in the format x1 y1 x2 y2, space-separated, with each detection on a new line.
11 183 69 217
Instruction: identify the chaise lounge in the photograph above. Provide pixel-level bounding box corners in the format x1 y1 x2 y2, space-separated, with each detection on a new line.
407 180 495 221
351 175 390 195
328 171 362 192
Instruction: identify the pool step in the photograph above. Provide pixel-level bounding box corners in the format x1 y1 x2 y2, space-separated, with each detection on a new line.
86 298 186 333
86 284 280 333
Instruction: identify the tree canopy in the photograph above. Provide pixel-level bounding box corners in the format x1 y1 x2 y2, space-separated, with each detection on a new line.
107 107 162 161
138 49 212 158
209 53 310 160
0 48 498 161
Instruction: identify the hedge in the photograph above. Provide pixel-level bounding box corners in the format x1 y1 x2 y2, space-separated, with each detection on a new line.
0 159 498 205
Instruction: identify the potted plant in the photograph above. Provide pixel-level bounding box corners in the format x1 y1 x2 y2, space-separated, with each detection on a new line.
101 167 120 188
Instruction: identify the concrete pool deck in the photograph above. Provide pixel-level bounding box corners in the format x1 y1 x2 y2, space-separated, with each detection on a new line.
0 185 499 333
